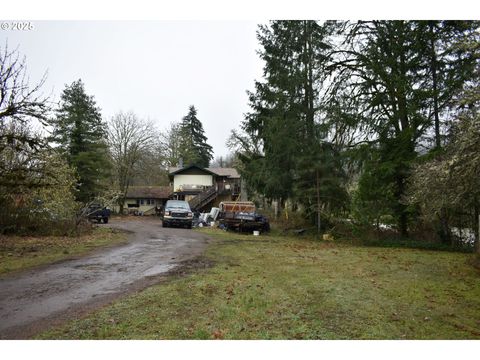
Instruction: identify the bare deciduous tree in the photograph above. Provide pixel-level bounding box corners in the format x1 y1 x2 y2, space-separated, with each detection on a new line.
159 122 183 167
0 44 51 189
107 111 157 213
0 44 49 132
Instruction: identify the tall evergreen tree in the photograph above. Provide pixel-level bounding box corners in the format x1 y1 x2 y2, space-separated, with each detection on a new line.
231 20 479 238
48 79 110 203
233 21 346 220
329 20 480 236
415 20 480 150
330 21 437 236
179 105 213 167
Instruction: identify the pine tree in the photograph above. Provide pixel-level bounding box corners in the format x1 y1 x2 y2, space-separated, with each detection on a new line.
179 105 213 167
235 21 340 216
49 79 110 203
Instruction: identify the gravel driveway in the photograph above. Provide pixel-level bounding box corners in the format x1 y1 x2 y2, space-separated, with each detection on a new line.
0 217 210 339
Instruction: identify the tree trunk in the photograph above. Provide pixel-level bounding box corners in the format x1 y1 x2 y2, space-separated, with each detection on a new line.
474 202 480 254
429 22 441 149
438 208 451 245
395 24 410 238
119 175 131 215
302 21 315 141
395 173 409 237
273 199 279 219
279 198 285 220
316 169 321 234
477 213 480 255
399 212 408 238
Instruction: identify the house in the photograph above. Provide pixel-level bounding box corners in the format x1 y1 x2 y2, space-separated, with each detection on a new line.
114 186 172 215
168 165 241 211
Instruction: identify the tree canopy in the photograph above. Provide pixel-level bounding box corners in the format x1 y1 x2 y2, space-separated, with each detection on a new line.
230 20 480 247
179 105 213 168
48 79 111 203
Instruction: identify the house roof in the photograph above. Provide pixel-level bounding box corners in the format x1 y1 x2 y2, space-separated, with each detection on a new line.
168 164 217 176
168 165 240 179
126 186 172 199
207 167 240 178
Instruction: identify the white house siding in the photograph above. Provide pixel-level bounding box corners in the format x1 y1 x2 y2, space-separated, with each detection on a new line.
174 174 213 191
112 199 163 214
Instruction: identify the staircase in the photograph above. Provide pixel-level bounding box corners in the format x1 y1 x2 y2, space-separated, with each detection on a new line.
189 186 218 211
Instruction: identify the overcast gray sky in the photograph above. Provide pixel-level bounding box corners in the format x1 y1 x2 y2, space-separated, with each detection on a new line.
1 21 264 158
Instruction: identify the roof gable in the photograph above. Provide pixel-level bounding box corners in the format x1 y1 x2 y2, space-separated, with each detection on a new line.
169 164 217 176
169 165 240 178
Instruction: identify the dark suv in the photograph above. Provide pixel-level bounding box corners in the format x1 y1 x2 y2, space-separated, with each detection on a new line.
162 200 193 229
86 204 110 224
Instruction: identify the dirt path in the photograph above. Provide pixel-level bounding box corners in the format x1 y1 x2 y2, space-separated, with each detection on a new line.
0 218 210 339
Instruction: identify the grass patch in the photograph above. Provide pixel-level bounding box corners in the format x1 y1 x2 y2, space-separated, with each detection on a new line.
363 239 473 252
0 226 127 276
38 228 480 339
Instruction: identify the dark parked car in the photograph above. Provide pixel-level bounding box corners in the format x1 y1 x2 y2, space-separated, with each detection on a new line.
86 204 111 224
162 200 193 228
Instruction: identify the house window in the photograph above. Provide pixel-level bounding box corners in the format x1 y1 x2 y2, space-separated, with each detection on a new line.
139 199 144 205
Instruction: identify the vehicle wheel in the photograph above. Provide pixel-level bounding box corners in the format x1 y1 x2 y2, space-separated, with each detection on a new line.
162 222 168 228
188 223 192 229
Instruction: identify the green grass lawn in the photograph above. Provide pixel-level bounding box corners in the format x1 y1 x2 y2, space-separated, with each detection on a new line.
0 227 127 276
38 228 480 339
